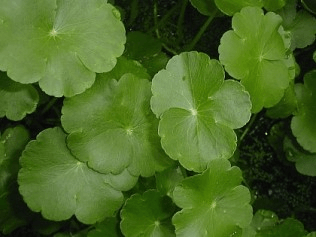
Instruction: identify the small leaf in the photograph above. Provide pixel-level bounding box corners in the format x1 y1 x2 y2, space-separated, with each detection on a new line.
219 7 291 113
88 217 122 237
18 127 132 224
0 0 125 97
155 166 185 198
0 126 32 234
283 136 316 176
62 74 172 176
172 159 253 237
256 218 307 236
151 51 251 172
0 71 39 121
214 0 263 16
278 0 316 50
291 70 316 153
124 31 169 77
120 190 176 237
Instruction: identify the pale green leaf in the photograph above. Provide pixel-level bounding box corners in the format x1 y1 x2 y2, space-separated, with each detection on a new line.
172 159 253 237
120 190 175 237
0 0 125 97
151 51 251 172
219 7 291 113
18 127 134 224
62 74 172 176
0 71 38 121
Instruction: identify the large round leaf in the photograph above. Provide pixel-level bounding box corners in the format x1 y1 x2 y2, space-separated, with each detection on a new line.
0 71 38 121
219 7 291 113
0 126 32 234
291 70 316 153
0 0 125 97
120 190 175 237
172 159 253 237
18 127 137 224
151 51 251 172
62 74 172 176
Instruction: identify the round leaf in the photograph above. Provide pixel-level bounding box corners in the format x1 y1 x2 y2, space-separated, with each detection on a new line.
62 74 172 176
18 127 132 224
0 0 125 97
291 70 316 153
0 71 39 121
172 159 253 237
151 51 251 172
219 7 291 113
120 190 175 237
263 0 287 11
88 217 121 237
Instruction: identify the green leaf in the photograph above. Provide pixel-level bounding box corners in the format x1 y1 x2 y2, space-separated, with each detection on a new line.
151 51 251 172
62 74 172 176
124 31 169 77
214 0 263 16
0 0 125 97
256 218 307 237
189 0 218 16
155 166 185 198
88 217 122 237
0 71 39 121
18 127 134 224
172 159 253 237
291 70 316 153
120 190 176 237
219 7 291 113
307 232 316 237
266 81 297 119
98 56 150 81
0 126 32 234
243 209 279 235
263 0 287 11
278 0 316 50
283 136 316 176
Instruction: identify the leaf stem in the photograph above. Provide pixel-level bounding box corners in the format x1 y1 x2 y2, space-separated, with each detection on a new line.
184 9 218 51
153 0 160 39
238 113 258 146
40 97 59 115
176 0 188 44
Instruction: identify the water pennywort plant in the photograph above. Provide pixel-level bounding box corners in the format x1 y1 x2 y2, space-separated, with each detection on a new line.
1 0 316 236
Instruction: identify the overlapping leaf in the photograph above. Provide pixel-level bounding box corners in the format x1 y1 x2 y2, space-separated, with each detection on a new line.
18 127 137 224
0 126 32 234
214 0 263 16
284 136 316 176
62 74 172 176
0 71 38 121
0 0 125 97
172 159 253 237
120 190 175 237
219 7 292 113
151 51 251 172
291 70 316 153
278 0 316 50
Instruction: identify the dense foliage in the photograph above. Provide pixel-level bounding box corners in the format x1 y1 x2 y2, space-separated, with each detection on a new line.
1 0 316 236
